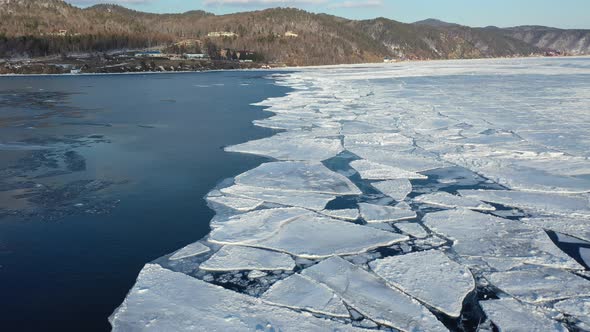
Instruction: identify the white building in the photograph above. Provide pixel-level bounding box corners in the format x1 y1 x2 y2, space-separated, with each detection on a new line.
207 32 238 38
184 54 209 60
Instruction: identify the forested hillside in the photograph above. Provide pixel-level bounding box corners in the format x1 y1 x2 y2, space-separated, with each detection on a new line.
0 0 588 65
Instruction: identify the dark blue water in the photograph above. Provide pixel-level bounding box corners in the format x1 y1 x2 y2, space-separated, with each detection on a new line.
0 72 287 331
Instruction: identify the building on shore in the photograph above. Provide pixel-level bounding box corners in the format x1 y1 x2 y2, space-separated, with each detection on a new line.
207 32 238 38
184 54 209 60
175 39 203 47
135 51 166 59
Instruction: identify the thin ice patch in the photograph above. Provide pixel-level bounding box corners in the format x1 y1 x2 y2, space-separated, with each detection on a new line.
235 161 361 195
369 250 475 317
207 195 264 212
210 208 408 258
221 184 335 211
488 267 590 303
261 273 350 318
458 189 590 216
414 192 495 211
199 245 296 272
226 134 343 161
359 202 417 223
522 216 590 243
169 242 211 261
371 179 413 201
350 160 427 180
480 298 567 332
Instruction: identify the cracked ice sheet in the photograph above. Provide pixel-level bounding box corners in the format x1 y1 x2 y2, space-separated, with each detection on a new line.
168 242 210 261
458 190 590 216
209 208 408 258
371 179 413 201
206 194 263 212
522 216 590 243
422 209 583 270
234 161 361 195
320 209 359 221
488 267 590 304
225 133 343 162
343 133 414 151
221 184 334 211
395 222 429 239
350 160 427 180
554 298 590 329
302 256 447 332
349 147 447 173
480 298 567 332
261 274 349 318
369 250 475 317
414 192 495 211
199 246 295 272
110 264 368 332
441 146 590 194
359 202 417 223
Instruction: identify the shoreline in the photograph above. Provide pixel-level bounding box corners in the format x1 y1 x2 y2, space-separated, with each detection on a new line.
1 54 588 77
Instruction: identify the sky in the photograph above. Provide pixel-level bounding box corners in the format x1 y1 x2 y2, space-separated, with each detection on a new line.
68 0 590 29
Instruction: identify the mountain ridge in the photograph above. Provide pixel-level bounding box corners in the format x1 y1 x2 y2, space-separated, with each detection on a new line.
1 0 589 64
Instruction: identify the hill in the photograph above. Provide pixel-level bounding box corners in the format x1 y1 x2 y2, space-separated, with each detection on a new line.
501 26 590 55
0 0 588 65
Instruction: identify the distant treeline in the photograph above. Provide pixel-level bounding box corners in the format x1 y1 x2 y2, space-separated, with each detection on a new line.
0 33 172 58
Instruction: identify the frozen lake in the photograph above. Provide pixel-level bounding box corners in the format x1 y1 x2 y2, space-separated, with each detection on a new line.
113 57 590 331
0 72 288 331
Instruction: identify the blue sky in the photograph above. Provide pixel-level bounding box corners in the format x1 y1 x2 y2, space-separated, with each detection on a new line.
68 0 590 29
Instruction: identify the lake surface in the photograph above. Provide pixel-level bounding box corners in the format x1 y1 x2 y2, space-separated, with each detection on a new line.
0 72 288 331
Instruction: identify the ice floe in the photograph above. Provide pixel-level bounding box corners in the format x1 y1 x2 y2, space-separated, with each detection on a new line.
343 133 413 150
414 192 495 211
261 273 349 318
206 194 264 212
350 160 427 180
371 179 413 201
350 147 446 173
359 202 417 223
458 189 590 216
235 161 361 195
210 208 408 258
320 208 360 221
110 264 368 331
169 242 210 261
522 216 590 243
302 256 447 331
221 184 335 211
395 222 429 239
488 267 590 303
226 133 343 161
554 297 590 329
422 209 583 270
480 298 567 332
370 250 474 317
199 246 295 272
